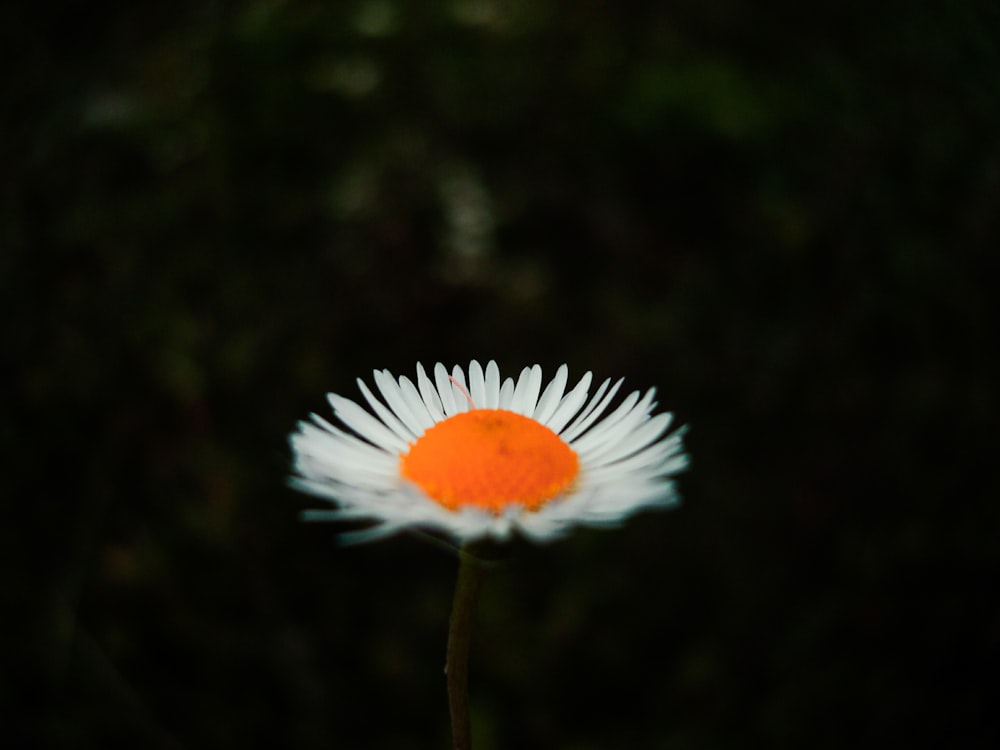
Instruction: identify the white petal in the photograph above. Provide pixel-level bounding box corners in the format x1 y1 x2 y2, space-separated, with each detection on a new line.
337 521 414 545
468 360 487 408
355 379 415 443
450 365 472 412
328 393 408 452
560 377 622 442
569 389 646 454
398 375 436 431
531 364 569 424
510 366 539 415
434 362 458 416
585 410 673 465
498 377 515 409
372 370 426 437
484 360 501 408
295 419 397 473
415 363 445 422
544 371 593 433
514 509 573 541
584 440 677 482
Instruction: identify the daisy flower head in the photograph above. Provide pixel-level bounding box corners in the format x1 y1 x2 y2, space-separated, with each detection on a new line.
290 360 689 544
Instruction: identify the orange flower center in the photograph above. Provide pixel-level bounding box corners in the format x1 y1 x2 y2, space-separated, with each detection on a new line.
400 409 579 513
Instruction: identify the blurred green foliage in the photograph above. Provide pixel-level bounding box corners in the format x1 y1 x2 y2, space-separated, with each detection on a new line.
4 1 999 748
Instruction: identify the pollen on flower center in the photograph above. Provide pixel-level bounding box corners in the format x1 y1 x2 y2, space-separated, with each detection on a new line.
400 409 579 513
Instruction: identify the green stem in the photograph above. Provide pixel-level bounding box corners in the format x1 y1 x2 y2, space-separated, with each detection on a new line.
446 547 488 750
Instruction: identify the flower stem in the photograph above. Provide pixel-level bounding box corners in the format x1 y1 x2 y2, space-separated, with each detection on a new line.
446 546 488 750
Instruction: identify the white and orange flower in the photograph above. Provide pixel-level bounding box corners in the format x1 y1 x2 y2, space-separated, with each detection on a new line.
290 360 688 543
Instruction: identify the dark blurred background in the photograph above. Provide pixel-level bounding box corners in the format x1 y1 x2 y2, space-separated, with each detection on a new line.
4 1 998 748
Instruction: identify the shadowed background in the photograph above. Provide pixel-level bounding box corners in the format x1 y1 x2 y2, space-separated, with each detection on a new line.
5 1 999 748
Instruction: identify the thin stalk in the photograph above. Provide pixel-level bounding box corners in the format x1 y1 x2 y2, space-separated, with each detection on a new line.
445 547 488 750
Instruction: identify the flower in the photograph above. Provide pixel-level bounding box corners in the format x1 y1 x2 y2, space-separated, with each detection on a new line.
289 360 689 543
